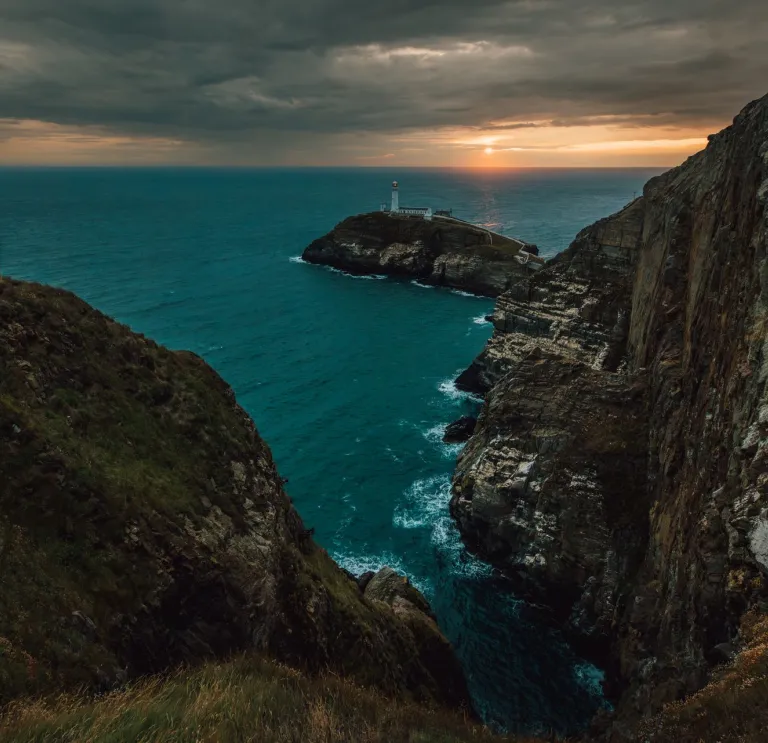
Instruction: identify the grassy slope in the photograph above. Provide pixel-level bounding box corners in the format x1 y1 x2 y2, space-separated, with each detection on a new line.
638 612 768 742
0 655 531 743
0 277 469 709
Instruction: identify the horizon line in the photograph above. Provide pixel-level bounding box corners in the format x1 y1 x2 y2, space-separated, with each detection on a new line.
0 163 671 170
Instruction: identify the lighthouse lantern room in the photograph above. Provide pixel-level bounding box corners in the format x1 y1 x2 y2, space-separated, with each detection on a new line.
384 181 433 220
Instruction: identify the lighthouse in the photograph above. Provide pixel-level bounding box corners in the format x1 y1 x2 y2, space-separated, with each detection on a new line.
391 181 399 213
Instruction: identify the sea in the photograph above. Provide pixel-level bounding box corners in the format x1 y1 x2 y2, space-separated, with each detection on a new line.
0 166 662 735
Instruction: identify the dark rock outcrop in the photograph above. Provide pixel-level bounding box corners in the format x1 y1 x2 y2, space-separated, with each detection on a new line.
455 197 645 395
302 211 544 297
443 416 477 443
0 277 470 711
450 93 768 736
364 567 436 620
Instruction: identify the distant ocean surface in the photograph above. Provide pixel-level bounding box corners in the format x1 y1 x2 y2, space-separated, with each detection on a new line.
0 167 662 735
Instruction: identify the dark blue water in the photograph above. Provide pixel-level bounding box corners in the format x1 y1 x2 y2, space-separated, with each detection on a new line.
0 167 660 735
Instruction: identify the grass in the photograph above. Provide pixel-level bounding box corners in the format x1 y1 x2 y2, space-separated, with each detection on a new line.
0 276 473 712
0 655 529 743
639 611 768 742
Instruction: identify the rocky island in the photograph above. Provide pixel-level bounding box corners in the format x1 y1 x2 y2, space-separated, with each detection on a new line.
302 210 544 297
450 93 768 739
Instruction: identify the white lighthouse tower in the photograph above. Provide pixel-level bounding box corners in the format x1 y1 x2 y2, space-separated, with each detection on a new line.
391 181 399 213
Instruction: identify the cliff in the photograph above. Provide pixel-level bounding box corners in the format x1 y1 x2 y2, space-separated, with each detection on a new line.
302 211 544 297
0 277 469 711
450 93 768 737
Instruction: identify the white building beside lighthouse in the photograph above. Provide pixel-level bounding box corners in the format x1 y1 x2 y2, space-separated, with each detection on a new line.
383 181 433 220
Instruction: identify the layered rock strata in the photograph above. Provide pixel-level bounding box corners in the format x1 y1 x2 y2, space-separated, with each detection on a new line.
302 211 543 297
0 277 469 710
450 93 768 736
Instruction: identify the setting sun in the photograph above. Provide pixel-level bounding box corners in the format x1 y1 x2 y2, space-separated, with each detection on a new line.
484 146 494 154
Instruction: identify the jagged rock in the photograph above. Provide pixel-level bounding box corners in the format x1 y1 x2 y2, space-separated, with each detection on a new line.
443 416 477 443
455 198 644 395
302 211 544 297
452 351 649 649
364 567 436 621
450 92 768 737
357 570 376 591
0 278 470 712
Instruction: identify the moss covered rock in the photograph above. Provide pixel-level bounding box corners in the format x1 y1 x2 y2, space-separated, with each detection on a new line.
0 277 470 711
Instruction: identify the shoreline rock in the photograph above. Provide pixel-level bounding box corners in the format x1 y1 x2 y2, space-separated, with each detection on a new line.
443 416 477 443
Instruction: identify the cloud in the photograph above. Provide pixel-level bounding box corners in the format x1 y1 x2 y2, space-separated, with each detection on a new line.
0 0 766 164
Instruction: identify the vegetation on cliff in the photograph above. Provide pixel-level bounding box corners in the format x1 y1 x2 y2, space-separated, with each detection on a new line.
0 276 468 710
1 655 526 743
640 611 768 742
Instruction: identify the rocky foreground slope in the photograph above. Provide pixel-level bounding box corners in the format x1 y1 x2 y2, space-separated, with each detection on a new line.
302 211 543 297
450 94 768 737
0 278 469 710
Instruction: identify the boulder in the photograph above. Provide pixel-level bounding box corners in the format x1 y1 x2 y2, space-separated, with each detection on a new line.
443 416 477 444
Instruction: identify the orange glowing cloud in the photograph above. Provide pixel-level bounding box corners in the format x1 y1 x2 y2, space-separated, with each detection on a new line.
0 119 193 165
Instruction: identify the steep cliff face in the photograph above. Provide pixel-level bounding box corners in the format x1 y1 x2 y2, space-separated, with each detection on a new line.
0 278 469 710
302 211 543 297
450 93 768 735
614 93 768 726
455 198 644 394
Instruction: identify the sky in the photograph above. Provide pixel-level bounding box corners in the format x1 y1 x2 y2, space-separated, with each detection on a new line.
0 0 766 167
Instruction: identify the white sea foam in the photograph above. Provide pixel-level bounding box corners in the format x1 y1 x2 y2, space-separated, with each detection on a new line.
573 662 612 707
349 273 387 281
410 279 436 289
289 255 306 264
438 375 483 403
384 445 402 462
324 265 387 280
473 314 492 325
332 549 431 595
450 288 481 298
423 423 447 444
393 475 450 533
392 474 493 584
422 423 464 458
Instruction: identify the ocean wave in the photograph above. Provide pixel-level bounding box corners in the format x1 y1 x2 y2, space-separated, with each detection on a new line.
573 662 611 707
325 266 387 280
392 474 450 533
331 549 430 595
410 280 436 289
423 423 447 444
392 474 493 585
438 375 483 403
294 257 387 280
473 314 492 325
450 288 482 298
422 423 465 458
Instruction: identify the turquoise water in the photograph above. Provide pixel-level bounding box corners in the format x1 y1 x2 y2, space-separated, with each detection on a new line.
0 167 660 734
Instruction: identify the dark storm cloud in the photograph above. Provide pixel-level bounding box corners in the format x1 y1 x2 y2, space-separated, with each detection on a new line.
0 0 766 154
